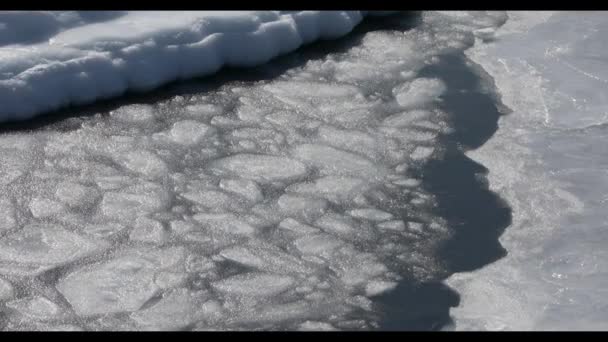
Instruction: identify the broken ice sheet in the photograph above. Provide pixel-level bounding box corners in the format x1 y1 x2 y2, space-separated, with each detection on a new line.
0 10 509 330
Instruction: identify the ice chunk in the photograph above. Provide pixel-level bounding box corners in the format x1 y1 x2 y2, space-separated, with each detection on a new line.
6 296 64 321
294 234 345 256
110 104 155 123
83 222 126 238
0 224 109 276
392 178 421 187
298 321 338 331
212 273 295 297
119 150 168 179
348 208 393 221
193 213 256 236
100 182 169 221
0 277 14 301
317 125 379 158
331 249 388 287
393 78 446 109
219 243 315 275
57 247 186 316
364 280 398 297
286 176 370 204
381 109 431 127
130 289 206 331
278 218 320 235
184 103 223 118
219 178 264 203
129 216 168 244
167 120 215 146
55 181 99 208
277 194 328 221
407 221 424 233
314 214 359 237
411 146 435 160
377 220 406 231
182 187 242 211
209 154 308 183
292 144 386 179
29 198 66 218
0 197 16 232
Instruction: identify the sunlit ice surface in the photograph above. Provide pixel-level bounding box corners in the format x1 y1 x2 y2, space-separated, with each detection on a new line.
5 10 605 331
447 11 608 331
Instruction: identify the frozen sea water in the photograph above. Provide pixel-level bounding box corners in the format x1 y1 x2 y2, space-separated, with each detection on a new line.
447 11 608 331
0 10 537 331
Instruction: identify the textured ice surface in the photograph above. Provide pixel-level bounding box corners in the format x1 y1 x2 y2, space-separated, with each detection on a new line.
0 11 508 330
447 11 608 331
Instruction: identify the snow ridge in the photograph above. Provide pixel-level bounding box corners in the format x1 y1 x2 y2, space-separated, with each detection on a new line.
0 11 386 122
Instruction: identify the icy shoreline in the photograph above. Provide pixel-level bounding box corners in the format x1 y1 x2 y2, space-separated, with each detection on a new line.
448 11 608 330
0 11 393 122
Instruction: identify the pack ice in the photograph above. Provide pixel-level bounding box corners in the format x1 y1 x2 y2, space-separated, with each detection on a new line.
0 11 507 330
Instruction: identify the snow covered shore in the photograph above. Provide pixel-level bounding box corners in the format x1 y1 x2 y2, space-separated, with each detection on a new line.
0 11 389 122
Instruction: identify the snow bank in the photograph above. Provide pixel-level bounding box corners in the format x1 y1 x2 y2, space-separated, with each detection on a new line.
0 11 386 122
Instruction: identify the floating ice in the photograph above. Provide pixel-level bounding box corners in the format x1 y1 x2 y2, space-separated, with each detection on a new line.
6 296 64 322
348 208 394 221
193 213 257 236
130 289 208 330
393 78 446 109
0 224 109 276
0 10 509 330
286 176 370 205
57 247 186 316
166 120 215 146
212 273 295 297
29 198 66 219
209 154 308 183
0 197 16 232
55 181 100 208
277 194 328 222
219 178 264 203
130 216 168 244
294 234 345 256
0 277 13 301
292 144 386 180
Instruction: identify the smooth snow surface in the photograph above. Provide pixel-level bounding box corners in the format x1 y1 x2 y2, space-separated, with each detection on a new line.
0 11 391 122
0 11 509 330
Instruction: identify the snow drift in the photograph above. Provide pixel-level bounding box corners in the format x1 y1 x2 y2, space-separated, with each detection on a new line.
0 11 389 122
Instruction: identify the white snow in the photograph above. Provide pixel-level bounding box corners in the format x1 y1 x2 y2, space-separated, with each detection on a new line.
445 11 608 331
0 11 386 122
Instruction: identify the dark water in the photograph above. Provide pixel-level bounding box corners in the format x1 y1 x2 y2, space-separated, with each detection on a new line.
376 53 512 330
0 12 511 331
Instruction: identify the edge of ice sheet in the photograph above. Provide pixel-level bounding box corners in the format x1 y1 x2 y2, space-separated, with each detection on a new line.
0 11 394 122
443 11 608 330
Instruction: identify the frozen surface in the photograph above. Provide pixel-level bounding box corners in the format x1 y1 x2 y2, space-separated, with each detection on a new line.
0 11 517 331
447 11 608 330
0 11 388 122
